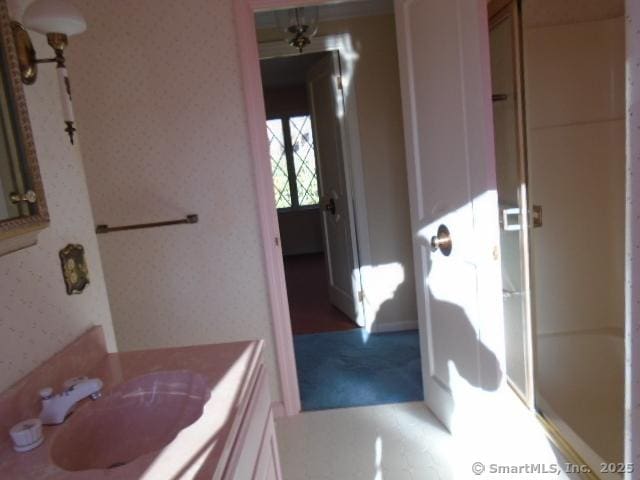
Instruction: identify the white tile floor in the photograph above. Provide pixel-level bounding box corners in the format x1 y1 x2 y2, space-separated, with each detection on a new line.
275 402 456 480
275 401 580 480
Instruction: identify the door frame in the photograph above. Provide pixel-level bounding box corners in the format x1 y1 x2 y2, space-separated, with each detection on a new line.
234 0 370 416
260 35 373 329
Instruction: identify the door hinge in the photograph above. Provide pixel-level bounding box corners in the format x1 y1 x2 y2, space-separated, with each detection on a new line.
337 75 344 91
358 290 364 302
275 237 280 247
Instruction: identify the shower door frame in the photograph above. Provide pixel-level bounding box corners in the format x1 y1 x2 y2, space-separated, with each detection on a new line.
491 1 630 478
489 0 535 410
489 1 599 475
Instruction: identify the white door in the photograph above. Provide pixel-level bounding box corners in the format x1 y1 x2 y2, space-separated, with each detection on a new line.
395 0 505 430
307 53 364 325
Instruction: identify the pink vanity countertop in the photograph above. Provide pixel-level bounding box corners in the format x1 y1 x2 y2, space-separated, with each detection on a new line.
0 327 265 479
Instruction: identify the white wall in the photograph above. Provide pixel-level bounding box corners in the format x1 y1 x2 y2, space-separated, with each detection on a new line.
67 0 282 402
0 0 117 392
259 14 418 331
626 0 640 472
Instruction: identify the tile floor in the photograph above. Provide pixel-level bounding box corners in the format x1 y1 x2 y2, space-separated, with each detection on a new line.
275 402 455 480
275 402 580 480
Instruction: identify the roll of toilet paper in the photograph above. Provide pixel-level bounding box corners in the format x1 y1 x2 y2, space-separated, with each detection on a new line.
10 418 43 453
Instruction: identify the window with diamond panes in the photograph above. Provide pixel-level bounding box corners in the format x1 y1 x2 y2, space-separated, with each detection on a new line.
289 116 320 206
266 115 319 209
267 118 292 209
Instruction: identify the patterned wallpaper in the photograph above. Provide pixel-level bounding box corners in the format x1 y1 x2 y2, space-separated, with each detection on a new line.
68 0 282 401
523 0 624 27
0 0 116 392
626 0 640 472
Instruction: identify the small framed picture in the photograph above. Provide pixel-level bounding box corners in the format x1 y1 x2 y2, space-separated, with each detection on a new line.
59 244 90 295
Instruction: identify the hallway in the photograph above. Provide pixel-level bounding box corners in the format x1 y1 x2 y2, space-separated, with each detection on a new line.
284 253 359 335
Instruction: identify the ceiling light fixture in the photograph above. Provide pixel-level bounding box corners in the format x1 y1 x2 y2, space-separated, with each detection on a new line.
275 7 319 54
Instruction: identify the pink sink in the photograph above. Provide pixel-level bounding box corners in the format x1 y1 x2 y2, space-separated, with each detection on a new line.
49 370 211 472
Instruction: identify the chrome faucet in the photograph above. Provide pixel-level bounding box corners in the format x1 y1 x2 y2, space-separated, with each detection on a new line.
39 377 103 425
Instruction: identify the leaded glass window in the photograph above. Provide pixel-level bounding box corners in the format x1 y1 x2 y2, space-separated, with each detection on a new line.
267 119 291 209
289 116 319 206
266 114 319 209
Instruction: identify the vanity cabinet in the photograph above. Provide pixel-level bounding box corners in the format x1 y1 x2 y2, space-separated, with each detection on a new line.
223 366 283 480
0 329 283 479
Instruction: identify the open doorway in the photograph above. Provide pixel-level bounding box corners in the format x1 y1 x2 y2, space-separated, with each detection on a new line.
262 51 363 333
254 1 423 412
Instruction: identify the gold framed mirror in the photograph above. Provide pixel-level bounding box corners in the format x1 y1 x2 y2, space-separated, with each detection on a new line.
0 0 49 255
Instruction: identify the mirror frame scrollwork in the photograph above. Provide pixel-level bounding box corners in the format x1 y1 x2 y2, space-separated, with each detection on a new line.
0 0 49 254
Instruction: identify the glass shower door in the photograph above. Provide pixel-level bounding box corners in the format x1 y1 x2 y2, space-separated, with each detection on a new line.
522 0 625 469
489 0 626 473
489 0 533 404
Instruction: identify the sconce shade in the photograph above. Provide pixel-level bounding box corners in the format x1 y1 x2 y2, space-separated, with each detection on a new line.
23 0 86 36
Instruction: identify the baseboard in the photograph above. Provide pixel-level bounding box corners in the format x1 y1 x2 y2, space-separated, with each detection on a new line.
367 320 418 333
271 401 287 418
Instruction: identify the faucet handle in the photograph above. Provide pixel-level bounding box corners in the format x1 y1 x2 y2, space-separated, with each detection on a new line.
63 376 89 390
39 387 53 400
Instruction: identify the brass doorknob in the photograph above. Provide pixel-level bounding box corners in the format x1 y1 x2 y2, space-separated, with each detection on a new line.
430 224 452 256
325 198 336 215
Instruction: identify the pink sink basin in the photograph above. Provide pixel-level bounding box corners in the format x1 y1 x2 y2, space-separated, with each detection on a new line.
49 370 211 472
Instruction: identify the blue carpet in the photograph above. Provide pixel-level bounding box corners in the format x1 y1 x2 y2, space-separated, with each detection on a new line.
294 329 424 411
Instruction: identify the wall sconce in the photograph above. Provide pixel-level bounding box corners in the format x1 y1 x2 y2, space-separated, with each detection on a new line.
11 0 87 145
